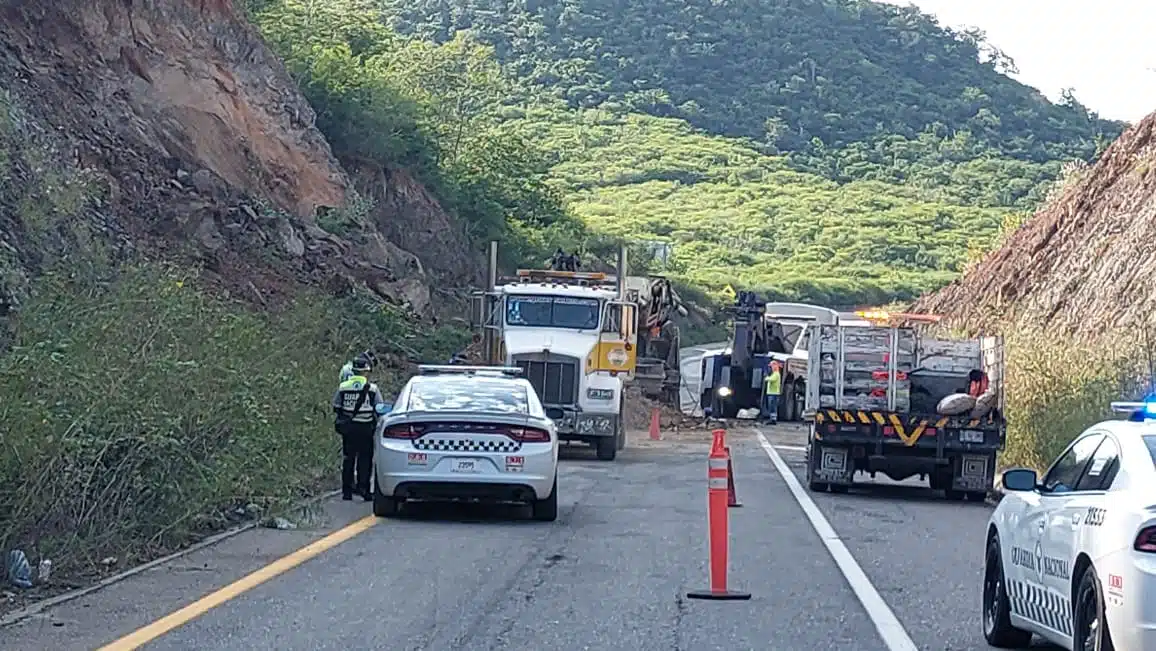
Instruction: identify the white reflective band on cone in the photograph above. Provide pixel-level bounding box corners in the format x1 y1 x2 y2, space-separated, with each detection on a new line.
708 458 728 470
708 477 728 490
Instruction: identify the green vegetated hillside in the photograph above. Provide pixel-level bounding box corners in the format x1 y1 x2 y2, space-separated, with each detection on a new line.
378 0 1124 303
502 106 1023 304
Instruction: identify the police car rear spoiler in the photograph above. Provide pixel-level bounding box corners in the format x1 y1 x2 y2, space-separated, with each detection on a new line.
418 365 523 377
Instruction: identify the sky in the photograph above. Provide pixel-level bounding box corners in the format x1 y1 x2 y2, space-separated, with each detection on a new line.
877 0 1156 123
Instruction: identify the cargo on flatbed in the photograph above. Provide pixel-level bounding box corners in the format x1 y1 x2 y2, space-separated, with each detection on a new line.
802 322 1006 501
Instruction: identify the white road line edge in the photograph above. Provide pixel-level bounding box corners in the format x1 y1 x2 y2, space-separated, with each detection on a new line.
773 444 808 452
756 430 919 651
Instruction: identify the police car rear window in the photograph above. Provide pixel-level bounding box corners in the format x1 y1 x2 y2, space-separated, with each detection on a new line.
408 379 529 414
1145 435 1156 468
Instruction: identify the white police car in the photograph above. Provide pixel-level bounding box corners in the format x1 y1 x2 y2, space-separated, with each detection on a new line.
982 400 1156 650
371 365 559 521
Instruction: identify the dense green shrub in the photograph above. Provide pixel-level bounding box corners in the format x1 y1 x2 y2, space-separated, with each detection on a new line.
0 265 464 572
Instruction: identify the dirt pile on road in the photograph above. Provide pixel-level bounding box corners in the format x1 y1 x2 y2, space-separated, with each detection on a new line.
0 0 478 318
622 386 701 430
914 110 1156 337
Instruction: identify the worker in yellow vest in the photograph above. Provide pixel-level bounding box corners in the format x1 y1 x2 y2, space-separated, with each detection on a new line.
763 361 782 424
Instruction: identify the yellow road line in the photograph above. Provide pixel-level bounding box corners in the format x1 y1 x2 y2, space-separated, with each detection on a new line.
98 514 379 650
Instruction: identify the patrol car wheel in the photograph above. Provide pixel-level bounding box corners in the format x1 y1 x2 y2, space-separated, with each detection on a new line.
531 476 558 522
373 482 400 518
1074 564 1115 651
982 536 1033 647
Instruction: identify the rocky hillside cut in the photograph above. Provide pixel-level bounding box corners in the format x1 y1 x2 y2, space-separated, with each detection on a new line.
0 0 477 317
915 110 1156 336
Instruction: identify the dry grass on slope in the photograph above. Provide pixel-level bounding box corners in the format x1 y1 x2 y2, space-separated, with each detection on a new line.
915 110 1156 471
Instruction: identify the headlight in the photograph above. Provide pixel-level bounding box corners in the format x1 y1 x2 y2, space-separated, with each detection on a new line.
717 386 732 397
586 388 614 401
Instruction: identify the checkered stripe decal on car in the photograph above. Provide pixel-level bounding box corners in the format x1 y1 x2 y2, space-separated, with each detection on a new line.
1007 580 1071 636
412 438 520 453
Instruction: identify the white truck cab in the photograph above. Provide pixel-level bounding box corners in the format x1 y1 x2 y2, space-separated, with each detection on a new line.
472 245 639 461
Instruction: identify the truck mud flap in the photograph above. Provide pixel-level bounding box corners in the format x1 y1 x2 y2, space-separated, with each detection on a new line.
952 453 995 492
808 443 853 485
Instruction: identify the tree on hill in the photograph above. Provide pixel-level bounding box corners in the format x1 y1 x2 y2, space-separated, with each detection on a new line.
377 0 1124 166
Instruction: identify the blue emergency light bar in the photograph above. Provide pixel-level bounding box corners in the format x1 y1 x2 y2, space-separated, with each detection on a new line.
417 365 523 377
1110 401 1156 419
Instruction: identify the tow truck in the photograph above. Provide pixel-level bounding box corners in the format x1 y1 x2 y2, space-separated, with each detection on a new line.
802 310 1007 500
698 296 839 421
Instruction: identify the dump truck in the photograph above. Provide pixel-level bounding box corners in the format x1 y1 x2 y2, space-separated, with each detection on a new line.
625 275 687 406
801 312 1006 500
469 242 684 460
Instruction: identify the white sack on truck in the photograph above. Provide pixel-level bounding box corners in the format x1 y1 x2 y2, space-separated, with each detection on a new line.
937 393 976 416
970 389 999 418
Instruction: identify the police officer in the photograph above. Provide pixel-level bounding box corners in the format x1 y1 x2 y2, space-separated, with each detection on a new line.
331 354 384 501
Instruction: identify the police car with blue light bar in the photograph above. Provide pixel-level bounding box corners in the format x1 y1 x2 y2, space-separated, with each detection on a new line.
371 365 560 521
981 399 1156 650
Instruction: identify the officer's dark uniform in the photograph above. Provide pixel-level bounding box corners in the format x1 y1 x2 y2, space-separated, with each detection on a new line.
331 358 383 501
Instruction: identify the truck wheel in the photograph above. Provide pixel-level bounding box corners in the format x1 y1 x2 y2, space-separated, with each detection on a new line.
805 444 829 491
781 385 794 422
794 382 805 421
616 398 627 451
596 435 617 461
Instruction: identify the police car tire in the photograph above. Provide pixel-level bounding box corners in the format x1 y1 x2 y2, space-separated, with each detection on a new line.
596 435 617 461
372 483 400 518
983 536 1033 647
1074 565 1115 651
532 477 558 522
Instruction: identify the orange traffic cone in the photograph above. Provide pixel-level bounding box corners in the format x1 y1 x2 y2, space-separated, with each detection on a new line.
724 446 742 508
686 429 751 601
649 407 661 440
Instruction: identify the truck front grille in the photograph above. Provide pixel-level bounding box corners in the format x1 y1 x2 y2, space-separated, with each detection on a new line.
514 357 578 405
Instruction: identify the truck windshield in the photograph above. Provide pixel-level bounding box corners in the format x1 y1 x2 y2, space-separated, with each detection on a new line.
1145 435 1156 469
505 295 600 330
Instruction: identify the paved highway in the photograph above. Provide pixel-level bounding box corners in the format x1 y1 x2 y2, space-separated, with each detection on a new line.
1 423 1039 651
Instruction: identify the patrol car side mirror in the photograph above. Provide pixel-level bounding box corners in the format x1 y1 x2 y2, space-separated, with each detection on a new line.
1001 468 1037 492
375 402 393 415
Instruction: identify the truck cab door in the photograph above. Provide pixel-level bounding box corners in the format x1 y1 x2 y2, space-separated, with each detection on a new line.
588 301 638 377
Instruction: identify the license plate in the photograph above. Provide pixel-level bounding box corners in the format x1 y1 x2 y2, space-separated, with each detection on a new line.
451 459 479 473
960 430 984 443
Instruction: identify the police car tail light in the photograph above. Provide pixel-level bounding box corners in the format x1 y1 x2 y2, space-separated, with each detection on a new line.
383 424 424 439
1134 526 1156 553
507 426 550 443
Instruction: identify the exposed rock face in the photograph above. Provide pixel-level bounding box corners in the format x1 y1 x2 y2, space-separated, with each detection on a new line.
0 0 480 315
915 111 1156 338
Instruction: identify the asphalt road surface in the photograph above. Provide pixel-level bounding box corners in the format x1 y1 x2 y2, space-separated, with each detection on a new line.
2 424 1055 651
